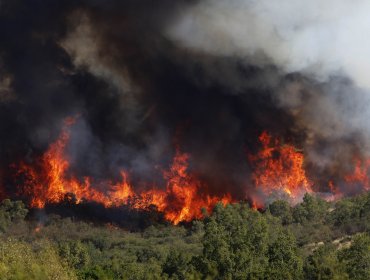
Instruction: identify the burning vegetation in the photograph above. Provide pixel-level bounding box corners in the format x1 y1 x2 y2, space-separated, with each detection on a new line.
0 1 369 279
12 118 232 224
5 117 369 224
0 0 369 226
249 131 313 207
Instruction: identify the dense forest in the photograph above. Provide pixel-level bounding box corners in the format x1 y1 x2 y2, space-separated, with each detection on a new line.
0 192 369 280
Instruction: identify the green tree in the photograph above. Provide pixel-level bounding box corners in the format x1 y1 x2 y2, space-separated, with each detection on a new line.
268 200 293 225
200 203 269 279
339 233 370 280
330 199 358 227
293 194 328 224
304 244 348 280
266 229 303 280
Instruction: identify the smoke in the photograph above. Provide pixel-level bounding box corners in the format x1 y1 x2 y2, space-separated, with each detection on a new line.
0 0 369 203
167 0 370 176
168 0 370 86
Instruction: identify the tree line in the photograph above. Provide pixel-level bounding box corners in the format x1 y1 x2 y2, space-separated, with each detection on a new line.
0 191 369 279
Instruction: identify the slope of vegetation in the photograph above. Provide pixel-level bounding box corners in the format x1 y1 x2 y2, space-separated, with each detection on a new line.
0 192 369 280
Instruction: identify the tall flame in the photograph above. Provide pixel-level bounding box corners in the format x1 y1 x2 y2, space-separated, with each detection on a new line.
17 118 109 208
157 150 231 224
249 132 313 205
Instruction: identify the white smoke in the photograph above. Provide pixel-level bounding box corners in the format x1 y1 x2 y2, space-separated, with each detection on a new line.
168 0 370 88
167 0 370 170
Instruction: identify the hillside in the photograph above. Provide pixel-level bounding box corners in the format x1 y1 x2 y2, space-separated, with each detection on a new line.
0 192 369 280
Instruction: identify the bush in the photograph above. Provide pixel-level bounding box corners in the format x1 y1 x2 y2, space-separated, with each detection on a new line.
0 239 76 280
0 199 28 232
339 233 370 280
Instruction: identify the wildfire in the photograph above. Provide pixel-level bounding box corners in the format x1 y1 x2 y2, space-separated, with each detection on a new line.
156 150 231 224
14 118 231 224
17 118 109 208
12 121 370 225
344 158 370 191
249 132 313 204
108 171 135 206
327 157 370 197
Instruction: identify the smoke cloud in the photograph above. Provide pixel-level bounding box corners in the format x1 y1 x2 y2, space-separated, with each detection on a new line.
167 0 370 175
0 0 369 203
168 0 370 86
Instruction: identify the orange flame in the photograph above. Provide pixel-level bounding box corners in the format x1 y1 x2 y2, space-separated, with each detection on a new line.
10 118 370 221
128 150 231 224
12 122 370 221
157 150 231 224
326 157 370 199
18 123 370 223
15 118 231 224
18 121 109 208
249 132 313 204
344 158 370 191
108 171 135 205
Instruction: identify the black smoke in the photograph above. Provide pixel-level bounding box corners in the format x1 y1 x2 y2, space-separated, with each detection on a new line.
0 0 366 203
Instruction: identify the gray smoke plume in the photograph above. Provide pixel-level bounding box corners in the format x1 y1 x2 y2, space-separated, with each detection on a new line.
168 0 370 86
167 0 370 176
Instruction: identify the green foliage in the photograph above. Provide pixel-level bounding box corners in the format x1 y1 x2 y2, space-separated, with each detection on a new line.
202 203 268 279
162 251 201 280
0 192 368 280
266 229 303 279
328 192 370 234
58 240 90 269
0 239 77 280
268 199 293 224
200 203 301 279
292 194 329 224
304 244 348 280
339 233 370 280
0 199 28 232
